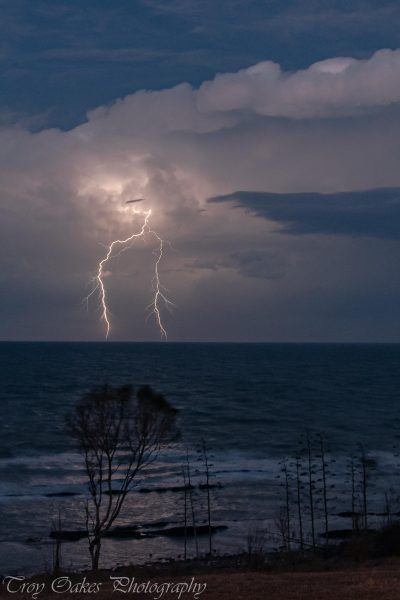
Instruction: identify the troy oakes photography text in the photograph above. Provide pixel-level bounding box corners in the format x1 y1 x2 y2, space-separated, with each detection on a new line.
2 576 207 599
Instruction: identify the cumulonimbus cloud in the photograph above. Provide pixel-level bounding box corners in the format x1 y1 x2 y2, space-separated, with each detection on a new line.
197 48 400 119
2 48 400 340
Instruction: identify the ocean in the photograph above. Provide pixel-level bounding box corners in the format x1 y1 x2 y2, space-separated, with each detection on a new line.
1 342 400 574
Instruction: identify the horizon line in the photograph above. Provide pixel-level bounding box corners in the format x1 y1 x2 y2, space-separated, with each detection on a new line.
1 340 400 345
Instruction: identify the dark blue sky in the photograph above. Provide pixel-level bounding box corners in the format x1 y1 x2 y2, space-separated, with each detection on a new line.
2 0 400 129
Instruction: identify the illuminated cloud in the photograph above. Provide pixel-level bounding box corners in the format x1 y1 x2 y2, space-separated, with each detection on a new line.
1 49 400 341
197 49 400 118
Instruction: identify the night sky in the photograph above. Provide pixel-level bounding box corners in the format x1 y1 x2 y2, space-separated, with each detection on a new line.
1 0 400 341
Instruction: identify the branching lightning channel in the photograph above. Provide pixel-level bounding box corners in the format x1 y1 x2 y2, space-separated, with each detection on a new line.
85 208 172 340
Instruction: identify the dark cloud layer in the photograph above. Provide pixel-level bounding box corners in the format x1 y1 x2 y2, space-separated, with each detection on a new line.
2 0 400 128
209 188 400 239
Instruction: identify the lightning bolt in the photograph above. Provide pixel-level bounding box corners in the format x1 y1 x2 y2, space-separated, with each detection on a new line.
85 208 172 340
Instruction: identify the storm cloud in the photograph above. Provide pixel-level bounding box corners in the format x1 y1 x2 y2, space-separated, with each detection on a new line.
1 48 400 341
209 188 400 239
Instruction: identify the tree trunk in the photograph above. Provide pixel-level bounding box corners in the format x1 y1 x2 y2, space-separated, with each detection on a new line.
283 461 291 551
361 451 368 530
320 437 329 544
186 452 199 559
306 432 316 551
202 441 212 556
296 456 304 552
182 467 188 561
90 537 102 571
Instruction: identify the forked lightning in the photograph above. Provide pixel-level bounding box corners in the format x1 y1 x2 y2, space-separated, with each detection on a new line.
85 207 172 340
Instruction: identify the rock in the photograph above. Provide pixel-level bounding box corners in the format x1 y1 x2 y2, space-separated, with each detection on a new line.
150 525 227 538
50 530 87 541
45 492 79 497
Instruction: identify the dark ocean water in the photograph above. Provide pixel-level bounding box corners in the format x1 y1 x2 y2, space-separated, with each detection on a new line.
0 342 400 574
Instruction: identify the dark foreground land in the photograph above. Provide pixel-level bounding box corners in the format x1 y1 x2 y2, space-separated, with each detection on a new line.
3 559 400 600
2 569 400 600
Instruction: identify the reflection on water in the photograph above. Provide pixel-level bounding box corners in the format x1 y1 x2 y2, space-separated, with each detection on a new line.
0 342 400 573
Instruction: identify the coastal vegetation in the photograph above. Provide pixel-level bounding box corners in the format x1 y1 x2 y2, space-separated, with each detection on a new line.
66 384 178 570
39 384 400 576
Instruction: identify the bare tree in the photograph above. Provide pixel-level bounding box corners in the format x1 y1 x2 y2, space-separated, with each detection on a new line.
182 466 188 561
318 434 329 543
186 450 199 559
295 455 304 552
201 439 213 556
360 445 369 529
349 456 360 532
52 507 63 575
306 431 316 551
282 459 291 551
358 444 375 530
275 506 290 551
246 528 267 567
67 383 178 570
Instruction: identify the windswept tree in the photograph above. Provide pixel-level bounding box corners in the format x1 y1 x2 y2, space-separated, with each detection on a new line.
67 383 178 570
